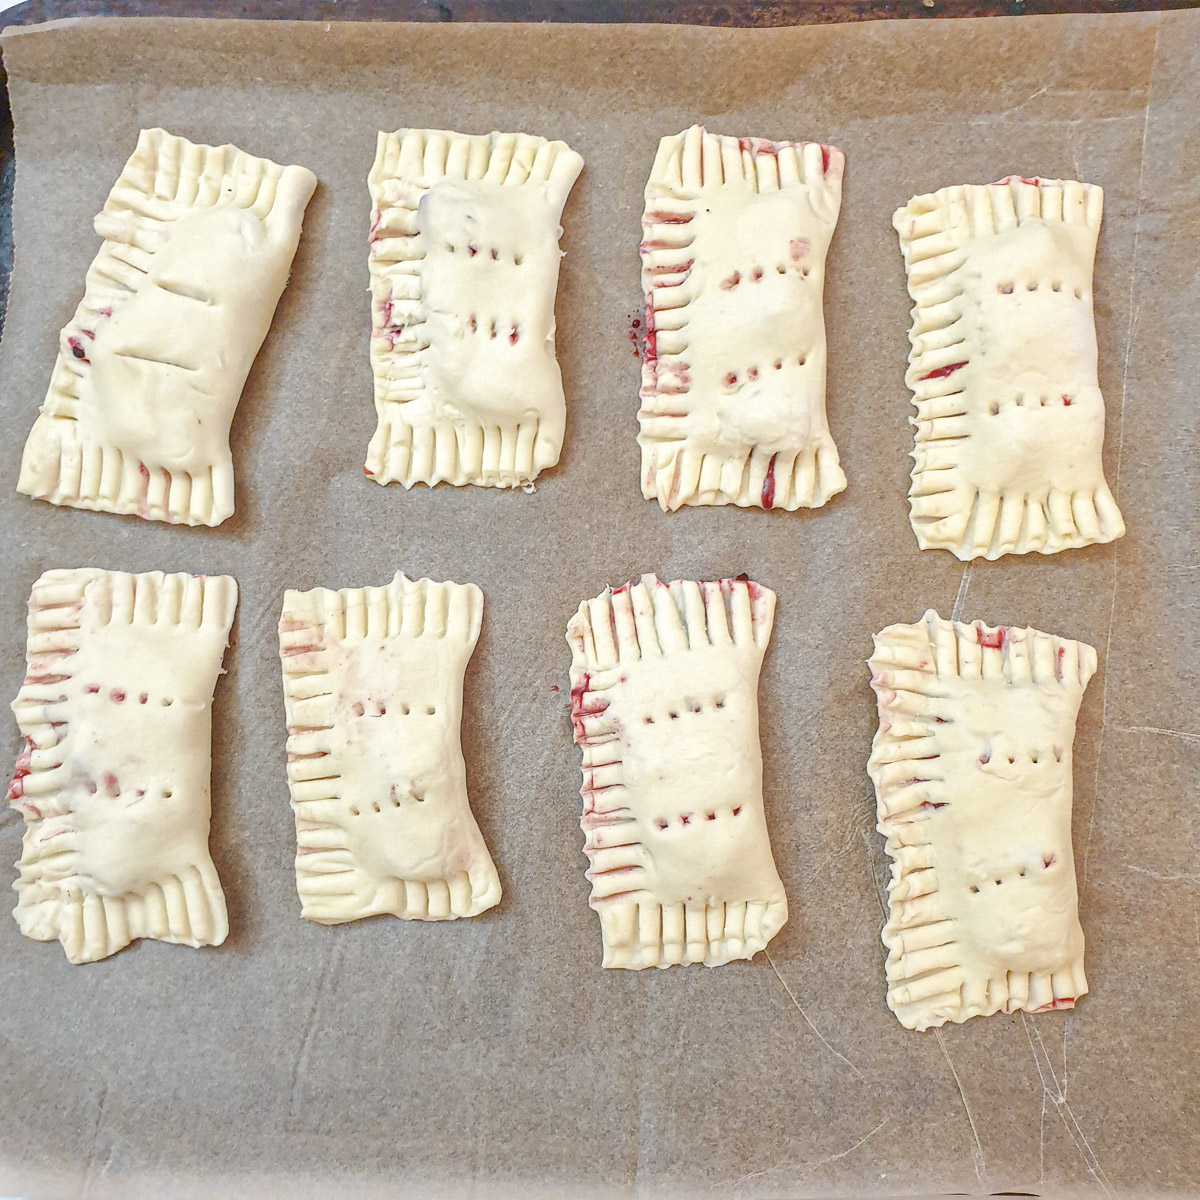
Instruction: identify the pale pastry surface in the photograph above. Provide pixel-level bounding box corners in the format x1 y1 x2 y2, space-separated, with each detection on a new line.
566 574 787 969
894 176 1124 560
366 128 583 490
17 128 316 527
7 569 237 963
868 609 1095 1030
638 125 846 512
279 573 500 923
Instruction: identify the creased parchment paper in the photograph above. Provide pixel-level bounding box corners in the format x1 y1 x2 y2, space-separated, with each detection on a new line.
0 14 1195 1200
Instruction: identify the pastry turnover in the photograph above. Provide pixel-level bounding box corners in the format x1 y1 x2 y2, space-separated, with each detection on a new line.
366 128 583 490
567 574 787 969
7 569 236 963
868 610 1094 1029
279 573 501 923
638 125 846 512
18 128 316 526
894 177 1124 559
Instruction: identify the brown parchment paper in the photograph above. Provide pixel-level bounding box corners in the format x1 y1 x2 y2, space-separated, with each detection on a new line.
0 13 1195 1200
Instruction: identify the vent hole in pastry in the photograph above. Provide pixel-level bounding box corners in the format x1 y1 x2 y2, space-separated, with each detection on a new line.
970 885 980 894
426 705 436 716
643 716 654 724
1043 854 1057 869
655 818 668 830
491 248 499 261
669 711 679 719
724 372 738 388
1062 395 1073 407
509 328 520 345
979 752 991 765
161 697 174 707
994 878 1003 886
136 789 145 798
349 806 360 816
747 367 758 381
469 316 478 333
1031 753 1039 763
111 689 126 703
85 780 97 794
690 704 702 713
446 243 456 254
1007 756 1015 764
378 704 387 716
1026 282 1038 291
415 793 425 803
681 813 692 824
715 697 726 708
706 811 716 820
773 360 782 370
798 355 807 367
776 264 786 275
372 802 381 813
467 243 478 257
1073 287 1083 299
1019 868 1027 876
139 693 148 705
489 322 498 339
352 702 365 717
732 806 742 816
989 402 1000 415
515 255 524 266
801 267 810 278
1053 747 1063 762
1051 281 1062 292
163 790 172 799
401 704 410 715
752 267 764 281
998 283 1014 295
85 684 100 694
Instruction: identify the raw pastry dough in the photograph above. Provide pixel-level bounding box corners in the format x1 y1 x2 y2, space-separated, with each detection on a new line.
868 610 1095 1030
566 574 787 969
637 125 846 512
894 176 1124 559
18 128 317 526
366 129 583 490
7 569 237 963
279 573 500 923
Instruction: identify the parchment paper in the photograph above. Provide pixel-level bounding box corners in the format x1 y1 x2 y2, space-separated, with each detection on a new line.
0 13 1195 1200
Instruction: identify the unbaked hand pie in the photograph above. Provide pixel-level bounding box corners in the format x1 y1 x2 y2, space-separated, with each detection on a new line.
638 125 846 512
366 128 583 490
894 176 1124 559
868 610 1095 1029
279 573 501 923
7 569 237 963
566 574 787 969
18 128 317 526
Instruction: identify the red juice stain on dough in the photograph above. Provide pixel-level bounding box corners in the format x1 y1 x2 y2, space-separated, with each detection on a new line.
363 466 375 476
761 455 778 510
789 238 810 263
719 271 741 291
920 800 948 810
67 335 89 363
641 302 658 371
919 361 968 382
1037 997 1075 1011
645 211 693 224
110 689 126 703
976 626 1010 651
6 736 33 801
569 673 591 741
992 175 1041 187
820 145 833 174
